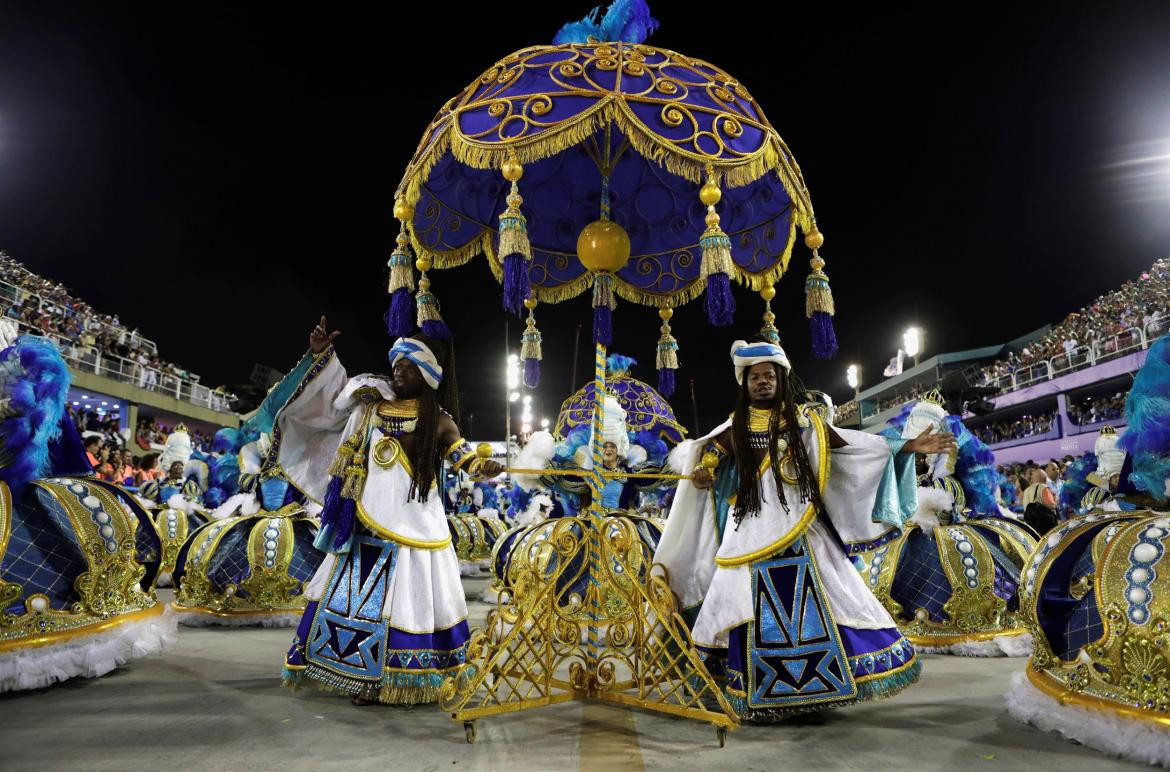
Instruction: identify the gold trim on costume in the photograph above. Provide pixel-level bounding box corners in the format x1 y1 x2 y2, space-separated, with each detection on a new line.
355 502 451 550
1025 661 1170 729
0 603 164 653
716 412 830 568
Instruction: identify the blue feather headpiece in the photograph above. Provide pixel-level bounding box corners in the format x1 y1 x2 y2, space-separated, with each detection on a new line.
0 336 72 492
553 0 659 45
1121 334 1170 502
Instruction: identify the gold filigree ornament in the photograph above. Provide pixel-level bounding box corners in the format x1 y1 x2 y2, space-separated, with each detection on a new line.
440 513 738 744
1019 510 1170 724
0 479 162 652
172 509 312 622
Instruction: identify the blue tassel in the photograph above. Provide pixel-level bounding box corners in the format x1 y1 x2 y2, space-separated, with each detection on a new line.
524 357 541 388
704 272 735 326
502 253 531 317
657 367 675 398
385 288 415 337
593 304 613 346
421 319 451 340
810 311 838 360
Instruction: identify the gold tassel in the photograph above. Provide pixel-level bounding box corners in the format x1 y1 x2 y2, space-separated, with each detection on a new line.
328 437 359 478
497 180 532 260
759 285 780 344
804 251 835 316
520 301 542 362
655 308 678 370
387 225 415 294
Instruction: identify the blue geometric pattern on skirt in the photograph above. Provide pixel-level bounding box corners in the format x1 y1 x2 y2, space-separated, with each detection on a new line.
306 534 398 683
747 540 856 707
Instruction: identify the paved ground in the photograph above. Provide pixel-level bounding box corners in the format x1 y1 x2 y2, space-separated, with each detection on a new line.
0 573 1146 771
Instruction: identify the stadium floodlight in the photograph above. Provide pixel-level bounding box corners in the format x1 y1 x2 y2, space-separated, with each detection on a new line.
903 327 923 366
846 364 859 390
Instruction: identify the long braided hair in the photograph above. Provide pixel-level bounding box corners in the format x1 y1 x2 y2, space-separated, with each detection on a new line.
404 334 459 503
730 362 827 525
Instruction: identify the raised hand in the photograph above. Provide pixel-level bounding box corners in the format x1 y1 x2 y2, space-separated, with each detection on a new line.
309 315 340 354
905 425 957 455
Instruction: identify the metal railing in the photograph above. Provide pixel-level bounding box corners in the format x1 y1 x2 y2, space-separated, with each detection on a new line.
9 322 235 413
837 314 1167 422
0 277 159 355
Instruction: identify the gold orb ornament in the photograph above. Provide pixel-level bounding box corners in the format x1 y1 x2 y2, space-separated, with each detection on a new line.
415 256 432 272
804 228 824 250
659 307 673 321
393 198 414 221
699 181 722 206
760 286 776 301
501 155 524 182
475 442 495 459
523 297 538 311
577 220 631 273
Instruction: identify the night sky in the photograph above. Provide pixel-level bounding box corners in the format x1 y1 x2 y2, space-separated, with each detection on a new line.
2 3 1169 436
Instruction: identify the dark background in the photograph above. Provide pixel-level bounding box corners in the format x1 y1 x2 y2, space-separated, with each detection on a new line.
2 2 1168 436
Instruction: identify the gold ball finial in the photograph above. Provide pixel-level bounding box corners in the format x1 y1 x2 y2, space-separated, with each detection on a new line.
393 198 414 222
701 452 720 470
810 255 826 271
415 256 432 272
704 210 721 228
577 219 631 273
804 228 824 250
501 155 524 182
659 307 673 321
523 297 538 311
475 442 494 459
760 286 776 302
418 276 431 290
699 181 722 206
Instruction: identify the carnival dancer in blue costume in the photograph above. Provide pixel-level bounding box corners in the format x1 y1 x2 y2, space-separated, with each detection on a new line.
858 392 1041 657
655 339 955 720
0 323 174 691
281 317 502 705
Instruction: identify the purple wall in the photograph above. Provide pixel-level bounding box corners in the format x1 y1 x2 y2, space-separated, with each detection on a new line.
987 349 1148 410
991 427 1127 465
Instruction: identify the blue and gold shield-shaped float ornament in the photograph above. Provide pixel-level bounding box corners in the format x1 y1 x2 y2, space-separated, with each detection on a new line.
388 3 841 744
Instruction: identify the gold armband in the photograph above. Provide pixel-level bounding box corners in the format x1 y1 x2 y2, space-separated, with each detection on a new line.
445 438 475 471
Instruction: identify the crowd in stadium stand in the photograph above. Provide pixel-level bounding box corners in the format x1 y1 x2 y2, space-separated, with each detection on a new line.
1067 392 1127 426
834 256 1168 424
0 251 211 396
978 257 1169 387
972 411 1058 445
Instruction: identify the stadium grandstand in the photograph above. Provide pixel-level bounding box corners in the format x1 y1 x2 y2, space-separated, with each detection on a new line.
0 250 239 480
836 256 1169 468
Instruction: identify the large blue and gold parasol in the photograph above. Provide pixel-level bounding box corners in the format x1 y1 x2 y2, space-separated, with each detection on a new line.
387 26 839 394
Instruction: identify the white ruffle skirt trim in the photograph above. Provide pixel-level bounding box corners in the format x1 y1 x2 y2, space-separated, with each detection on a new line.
919 632 1033 658
0 605 178 693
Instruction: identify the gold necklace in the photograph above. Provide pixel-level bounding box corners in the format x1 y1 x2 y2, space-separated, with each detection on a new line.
748 407 773 433
377 397 419 418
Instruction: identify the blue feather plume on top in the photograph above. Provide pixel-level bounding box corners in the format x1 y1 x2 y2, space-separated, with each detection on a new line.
553 0 659 45
1121 335 1170 501
0 337 71 491
606 353 637 376
1060 452 1099 512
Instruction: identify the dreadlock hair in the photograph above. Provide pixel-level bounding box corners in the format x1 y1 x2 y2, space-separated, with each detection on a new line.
730 361 827 526
403 333 460 503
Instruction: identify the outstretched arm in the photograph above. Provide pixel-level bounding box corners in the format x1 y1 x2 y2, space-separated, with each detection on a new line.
437 414 505 479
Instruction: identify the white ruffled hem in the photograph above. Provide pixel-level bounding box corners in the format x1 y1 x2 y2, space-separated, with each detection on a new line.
1006 670 1170 767
0 605 178 693
172 608 298 628
919 632 1033 658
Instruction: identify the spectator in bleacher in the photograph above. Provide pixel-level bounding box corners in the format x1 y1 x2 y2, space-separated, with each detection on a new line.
137 452 160 485
84 436 101 471
1044 460 1063 501
1022 467 1058 533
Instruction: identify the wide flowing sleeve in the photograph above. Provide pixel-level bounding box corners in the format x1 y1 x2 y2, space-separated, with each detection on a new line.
821 427 917 548
653 420 732 611
270 346 350 503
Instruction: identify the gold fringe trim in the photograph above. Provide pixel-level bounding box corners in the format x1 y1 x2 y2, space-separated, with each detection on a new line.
394 96 815 228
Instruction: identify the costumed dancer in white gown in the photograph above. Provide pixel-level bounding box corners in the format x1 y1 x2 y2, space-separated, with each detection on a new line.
281 318 502 705
655 339 954 720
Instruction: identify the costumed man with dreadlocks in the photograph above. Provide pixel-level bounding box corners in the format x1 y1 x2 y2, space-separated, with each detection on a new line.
281 317 502 705
655 339 955 720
